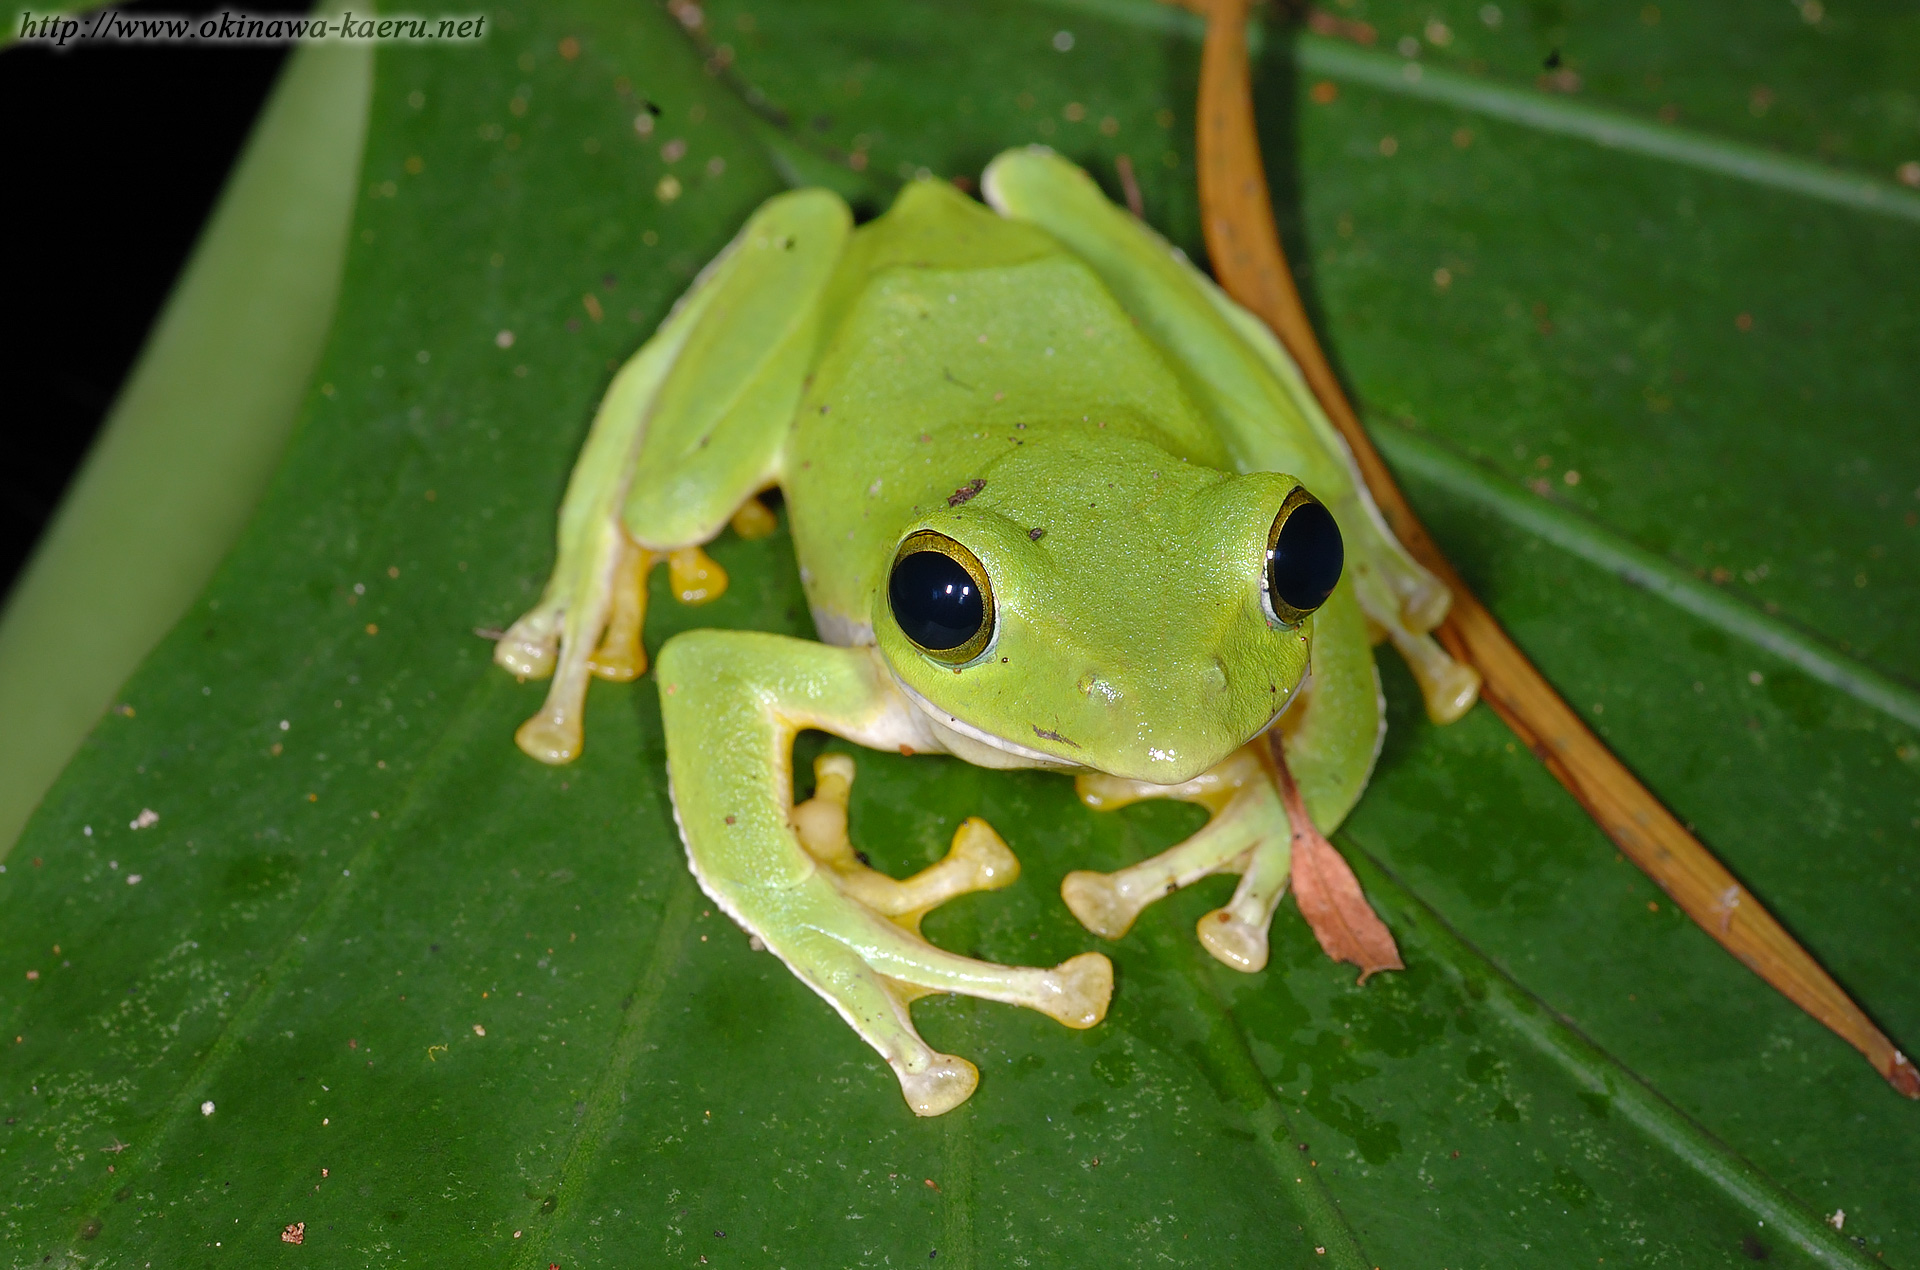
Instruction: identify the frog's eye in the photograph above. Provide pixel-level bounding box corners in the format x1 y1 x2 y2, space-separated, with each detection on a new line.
888 531 996 664
1265 487 1344 625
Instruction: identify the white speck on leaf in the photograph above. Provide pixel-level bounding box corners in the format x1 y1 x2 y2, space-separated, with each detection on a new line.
201 1100 215 1116
129 809 158 830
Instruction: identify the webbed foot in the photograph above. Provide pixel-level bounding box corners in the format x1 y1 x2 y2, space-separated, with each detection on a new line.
494 607 559 679
791 753 1112 1032
1388 626 1481 725
499 490 769 764
898 1055 981 1117
1066 738 1402 981
667 544 728 605
793 753 1021 930
1066 747 1293 968
586 540 657 682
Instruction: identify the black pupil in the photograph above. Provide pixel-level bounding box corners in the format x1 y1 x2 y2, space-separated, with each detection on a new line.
889 551 984 652
1268 500 1344 615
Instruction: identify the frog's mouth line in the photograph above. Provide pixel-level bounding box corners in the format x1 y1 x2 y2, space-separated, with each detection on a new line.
887 664 1312 779
1253 663 1311 738
886 673 1075 768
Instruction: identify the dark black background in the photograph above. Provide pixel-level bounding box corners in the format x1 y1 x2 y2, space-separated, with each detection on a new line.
0 0 313 600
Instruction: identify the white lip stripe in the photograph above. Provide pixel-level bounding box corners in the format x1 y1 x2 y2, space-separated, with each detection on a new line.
890 668 1307 772
887 673 1069 766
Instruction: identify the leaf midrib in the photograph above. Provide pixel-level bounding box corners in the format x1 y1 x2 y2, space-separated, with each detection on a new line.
512 878 698 1270
1345 842 1879 1270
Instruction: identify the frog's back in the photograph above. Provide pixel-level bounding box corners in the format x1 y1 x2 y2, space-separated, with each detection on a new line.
787 180 1226 640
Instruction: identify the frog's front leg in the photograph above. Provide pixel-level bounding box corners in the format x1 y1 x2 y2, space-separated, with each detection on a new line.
1066 738 1402 981
1065 746 1294 971
1065 578 1402 980
791 753 1021 932
658 631 1114 1117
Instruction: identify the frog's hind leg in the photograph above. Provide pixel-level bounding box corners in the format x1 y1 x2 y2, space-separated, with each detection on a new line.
983 147 1479 725
665 544 728 606
728 493 780 540
641 489 778 612
581 538 656 682
498 343 681 763
495 189 851 764
1381 623 1480 725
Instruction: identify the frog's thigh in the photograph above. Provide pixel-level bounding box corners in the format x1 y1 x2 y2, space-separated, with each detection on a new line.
658 632 1113 1117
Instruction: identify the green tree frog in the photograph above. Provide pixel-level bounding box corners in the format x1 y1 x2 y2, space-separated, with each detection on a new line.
493 148 1479 1116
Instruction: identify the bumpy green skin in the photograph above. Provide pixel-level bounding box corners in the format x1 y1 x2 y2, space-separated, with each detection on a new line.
497 149 1463 1116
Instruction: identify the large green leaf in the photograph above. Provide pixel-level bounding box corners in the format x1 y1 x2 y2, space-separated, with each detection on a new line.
3 1 1915 1265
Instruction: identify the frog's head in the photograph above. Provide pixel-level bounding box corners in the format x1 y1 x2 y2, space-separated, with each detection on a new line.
872 432 1342 784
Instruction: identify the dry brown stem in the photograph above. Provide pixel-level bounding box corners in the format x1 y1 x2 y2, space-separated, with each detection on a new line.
1188 0 1915 1097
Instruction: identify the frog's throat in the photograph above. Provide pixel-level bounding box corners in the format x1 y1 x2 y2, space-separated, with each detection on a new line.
812 608 874 648
887 672 1079 771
